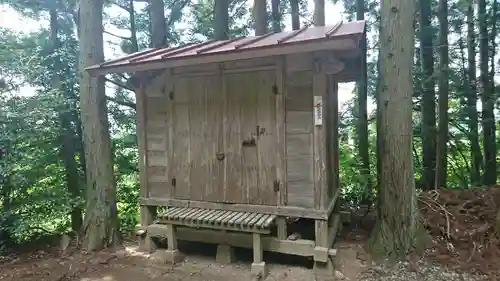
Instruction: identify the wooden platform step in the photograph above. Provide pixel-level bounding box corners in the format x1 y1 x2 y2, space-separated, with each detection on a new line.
156 207 276 234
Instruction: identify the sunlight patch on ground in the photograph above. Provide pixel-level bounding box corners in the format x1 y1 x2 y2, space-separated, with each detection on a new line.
80 276 116 281
122 245 151 258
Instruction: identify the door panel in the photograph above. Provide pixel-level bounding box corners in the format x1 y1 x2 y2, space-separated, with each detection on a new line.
224 70 277 205
171 71 278 206
172 75 223 201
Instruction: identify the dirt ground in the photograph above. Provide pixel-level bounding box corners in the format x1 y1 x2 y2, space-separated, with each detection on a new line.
0 239 370 281
2 187 500 281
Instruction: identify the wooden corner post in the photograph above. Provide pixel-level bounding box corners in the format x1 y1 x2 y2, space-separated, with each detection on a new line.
136 83 157 252
312 55 328 211
312 55 335 276
275 56 288 240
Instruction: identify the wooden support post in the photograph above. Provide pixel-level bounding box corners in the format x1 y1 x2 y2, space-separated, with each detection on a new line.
275 56 287 206
135 85 158 252
164 224 184 263
328 75 340 205
275 57 288 242
140 206 157 252
216 244 235 264
251 233 268 278
314 220 334 276
312 56 329 210
276 217 288 240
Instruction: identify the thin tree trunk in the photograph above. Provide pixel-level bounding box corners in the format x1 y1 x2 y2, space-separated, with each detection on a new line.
0 141 13 245
271 0 281 32
290 0 300 30
214 0 229 40
79 0 120 251
435 0 449 189
50 8 83 233
466 4 482 186
368 0 419 260
150 0 166 47
419 0 437 190
489 0 500 236
253 0 267 35
355 0 372 204
478 0 496 185
129 0 139 51
313 0 325 26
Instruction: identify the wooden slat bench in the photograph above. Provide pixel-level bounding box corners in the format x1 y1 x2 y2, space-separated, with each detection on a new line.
156 207 276 234
147 207 277 278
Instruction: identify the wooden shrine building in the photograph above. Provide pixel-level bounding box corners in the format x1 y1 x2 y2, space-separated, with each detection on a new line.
87 20 366 278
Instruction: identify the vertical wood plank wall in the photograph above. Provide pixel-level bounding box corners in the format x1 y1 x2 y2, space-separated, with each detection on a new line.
143 68 280 206
285 71 315 208
139 56 337 211
144 73 170 198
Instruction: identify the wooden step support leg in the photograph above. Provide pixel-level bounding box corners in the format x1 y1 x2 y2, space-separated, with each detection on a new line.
276 217 287 240
139 206 157 253
251 233 268 279
216 244 235 264
165 224 184 264
313 220 334 277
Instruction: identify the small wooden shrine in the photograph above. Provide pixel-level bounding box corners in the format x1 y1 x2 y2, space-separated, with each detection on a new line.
87 20 366 277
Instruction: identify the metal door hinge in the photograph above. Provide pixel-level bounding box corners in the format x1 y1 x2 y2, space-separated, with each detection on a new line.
171 177 176 187
273 180 280 192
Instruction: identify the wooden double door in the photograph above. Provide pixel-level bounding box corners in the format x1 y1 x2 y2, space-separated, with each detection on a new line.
170 70 278 205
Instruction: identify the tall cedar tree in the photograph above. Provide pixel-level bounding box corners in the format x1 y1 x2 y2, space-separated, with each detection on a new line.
254 0 267 35
466 3 482 185
419 0 437 190
215 0 229 40
271 0 281 32
435 0 449 188
479 0 496 185
150 0 166 47
49 7 83 232
290 0 300 30
314 0 325 26
368 0 419 260
355 0 372 204
79 0 120 250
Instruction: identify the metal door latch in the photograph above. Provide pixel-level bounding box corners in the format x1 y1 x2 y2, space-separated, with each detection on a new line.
216 152 225 161
273 180 280 192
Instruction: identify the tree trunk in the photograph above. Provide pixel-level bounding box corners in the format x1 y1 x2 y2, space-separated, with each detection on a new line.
313 0 325 26
50 8 83 233
368 0 419 260
79 0 120 251
129 0 139 52
214 0 229 40
478 0 496 185
466 3 481 186
150 0 166 47
419 0 436 190
435 0 449 189
253 0 267 35
271 0 281 32
355 0 371 204
290 0 300 30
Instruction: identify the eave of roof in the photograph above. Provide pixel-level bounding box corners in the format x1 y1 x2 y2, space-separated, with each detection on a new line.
86 20 366 76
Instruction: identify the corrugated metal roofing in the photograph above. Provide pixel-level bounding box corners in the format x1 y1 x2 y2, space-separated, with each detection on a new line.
87 20 365 75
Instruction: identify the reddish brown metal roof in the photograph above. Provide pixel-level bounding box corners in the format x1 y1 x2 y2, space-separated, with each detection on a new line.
87 20 366 75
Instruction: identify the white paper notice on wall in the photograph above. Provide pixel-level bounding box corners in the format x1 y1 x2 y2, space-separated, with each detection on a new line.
314 96 323 126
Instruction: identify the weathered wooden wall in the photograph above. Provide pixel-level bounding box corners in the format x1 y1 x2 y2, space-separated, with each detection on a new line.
143 65 280 206
139 53 342 212
285 71 315 208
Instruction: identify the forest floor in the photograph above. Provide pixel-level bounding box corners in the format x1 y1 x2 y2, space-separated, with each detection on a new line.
0 187 499 281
